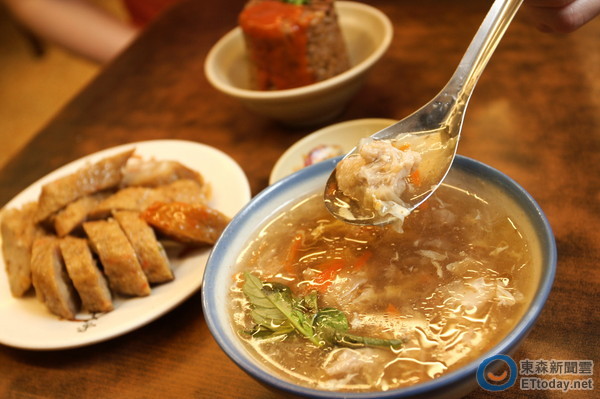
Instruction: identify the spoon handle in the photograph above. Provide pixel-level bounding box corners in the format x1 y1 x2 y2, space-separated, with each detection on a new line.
442 0 524 130
376 0 523 139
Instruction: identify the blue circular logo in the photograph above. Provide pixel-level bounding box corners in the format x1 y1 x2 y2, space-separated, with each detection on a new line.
477 354 518 391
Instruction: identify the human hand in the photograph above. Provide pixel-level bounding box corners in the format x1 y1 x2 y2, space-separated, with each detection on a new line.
524 0 600 33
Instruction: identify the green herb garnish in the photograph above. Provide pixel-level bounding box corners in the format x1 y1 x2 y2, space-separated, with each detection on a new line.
243 272 320 345
282 0 310 5
242 272 404 349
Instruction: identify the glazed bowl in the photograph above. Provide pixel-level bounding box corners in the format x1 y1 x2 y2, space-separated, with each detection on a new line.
204 1 393 126
202 155 556 398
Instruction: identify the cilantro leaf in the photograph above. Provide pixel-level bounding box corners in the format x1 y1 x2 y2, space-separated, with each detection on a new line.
243 273 320 346
333 332 405 349
282 0 310 5
242 273 405 350
314 307 348 345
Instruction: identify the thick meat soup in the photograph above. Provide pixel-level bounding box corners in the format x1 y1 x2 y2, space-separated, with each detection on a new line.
229 169 540 392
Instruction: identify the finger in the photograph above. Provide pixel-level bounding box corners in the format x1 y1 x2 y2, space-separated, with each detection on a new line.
525 0 577 7
524 0 600 33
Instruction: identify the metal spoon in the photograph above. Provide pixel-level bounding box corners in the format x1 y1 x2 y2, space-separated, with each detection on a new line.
324 0 523 226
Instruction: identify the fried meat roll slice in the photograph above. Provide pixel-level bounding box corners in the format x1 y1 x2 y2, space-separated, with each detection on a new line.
35 149 134 223
30 236 80 319
53 192 111 237
59 236 113 312
121 159 204 188
113 211 173 284
88 186 158 220
1 202 43 297
89 179 209 219
141 202 230 246
159 179 211 203
83 219 150 297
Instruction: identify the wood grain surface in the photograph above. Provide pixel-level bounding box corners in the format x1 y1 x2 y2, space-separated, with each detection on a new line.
0 1 598 398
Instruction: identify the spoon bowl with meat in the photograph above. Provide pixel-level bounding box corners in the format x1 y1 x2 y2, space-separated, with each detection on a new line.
324 0 524 229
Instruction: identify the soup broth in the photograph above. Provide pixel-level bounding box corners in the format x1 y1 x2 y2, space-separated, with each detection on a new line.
230 169 541 392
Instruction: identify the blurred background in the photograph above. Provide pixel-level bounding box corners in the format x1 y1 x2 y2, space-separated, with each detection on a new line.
0 0 126 169
1 0 598 173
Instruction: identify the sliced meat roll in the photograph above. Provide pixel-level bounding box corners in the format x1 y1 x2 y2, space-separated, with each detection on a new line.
30 236 79 319
83 219 150 297
141 202 230 245
121 159 204 188
53 192 111 237
113 210 173 284
1 202 43 297
88 186 158 220
59 236 113 313
159 179 211 204
35 149 134 222
89 179 209 219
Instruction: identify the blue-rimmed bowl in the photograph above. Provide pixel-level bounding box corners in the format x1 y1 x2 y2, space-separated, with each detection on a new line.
201 155 556 398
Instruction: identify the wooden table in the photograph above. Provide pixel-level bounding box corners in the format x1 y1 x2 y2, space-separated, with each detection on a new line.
1 1 598 398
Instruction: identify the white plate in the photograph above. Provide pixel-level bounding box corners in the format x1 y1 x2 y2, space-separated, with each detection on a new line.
269 118 396 184
0 140 251 350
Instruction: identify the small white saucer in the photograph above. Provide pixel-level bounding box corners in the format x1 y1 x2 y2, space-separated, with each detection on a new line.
270 118 396 184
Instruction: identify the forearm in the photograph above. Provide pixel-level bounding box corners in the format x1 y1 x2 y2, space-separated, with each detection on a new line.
2 0 139 63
